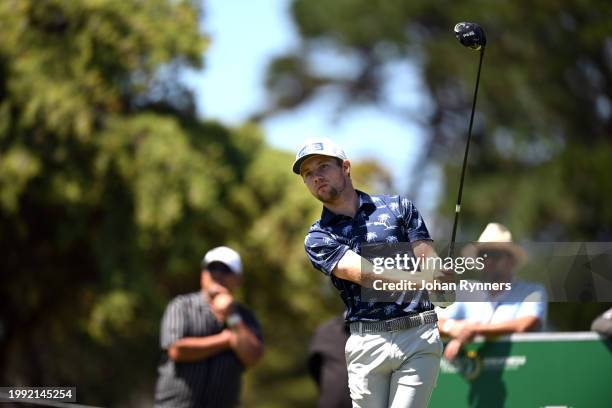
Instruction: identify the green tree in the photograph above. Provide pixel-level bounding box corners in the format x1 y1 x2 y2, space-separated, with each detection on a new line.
261 0 612 330
0 0 213 404
0 1 392 405
0 0 268 404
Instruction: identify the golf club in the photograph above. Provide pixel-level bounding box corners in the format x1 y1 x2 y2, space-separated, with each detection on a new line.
448 22 487 259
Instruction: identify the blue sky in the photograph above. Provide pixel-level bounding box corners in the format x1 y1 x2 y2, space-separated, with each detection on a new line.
182 0 441 213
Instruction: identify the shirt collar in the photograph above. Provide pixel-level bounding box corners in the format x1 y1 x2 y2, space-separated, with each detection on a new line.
320 190 376 226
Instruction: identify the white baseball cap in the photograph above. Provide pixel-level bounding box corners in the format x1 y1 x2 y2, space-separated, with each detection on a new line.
201 246 243 275
292 137 348 174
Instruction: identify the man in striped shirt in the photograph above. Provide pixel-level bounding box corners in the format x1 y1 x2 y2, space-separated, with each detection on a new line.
154 246 264 407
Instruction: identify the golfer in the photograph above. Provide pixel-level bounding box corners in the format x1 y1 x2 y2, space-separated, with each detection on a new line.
294 138 447 408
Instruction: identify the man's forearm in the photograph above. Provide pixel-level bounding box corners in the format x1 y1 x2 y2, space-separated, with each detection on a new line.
168 331 231 362
231 323 264 368
442 316 541 342
335 250 430 289
473 316 540 336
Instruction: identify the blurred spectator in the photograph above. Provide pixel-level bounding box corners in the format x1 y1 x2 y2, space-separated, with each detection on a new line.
154 246 264 408
438 223 547 361
307 313 352 408
591 307 612 337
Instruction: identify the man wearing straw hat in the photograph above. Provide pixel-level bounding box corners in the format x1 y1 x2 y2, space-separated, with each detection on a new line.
437 223 548 361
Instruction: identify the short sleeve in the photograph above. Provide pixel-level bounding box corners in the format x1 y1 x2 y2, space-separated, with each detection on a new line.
516 284 548 322
160 297 187 349
399 197 432 242
305 228 350 276
237 306 264 342
436 302 466 321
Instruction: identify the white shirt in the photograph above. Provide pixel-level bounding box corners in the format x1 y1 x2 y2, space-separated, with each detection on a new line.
436 280 548 327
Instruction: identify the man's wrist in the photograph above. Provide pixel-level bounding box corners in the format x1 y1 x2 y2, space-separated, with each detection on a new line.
457 322 479 342
226 313 243 328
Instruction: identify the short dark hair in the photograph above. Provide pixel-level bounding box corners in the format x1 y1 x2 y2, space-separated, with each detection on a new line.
205 261 233 274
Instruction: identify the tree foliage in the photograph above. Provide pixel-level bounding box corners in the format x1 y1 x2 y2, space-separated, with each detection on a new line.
3 0 610 406
0 1 394 405
260 0 612 331
263 0 612 240
0 0 212 401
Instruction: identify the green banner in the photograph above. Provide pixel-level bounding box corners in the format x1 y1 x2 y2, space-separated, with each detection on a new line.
431 332 612 407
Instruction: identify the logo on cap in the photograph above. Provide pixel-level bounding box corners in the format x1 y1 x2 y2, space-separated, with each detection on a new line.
292 138 347 174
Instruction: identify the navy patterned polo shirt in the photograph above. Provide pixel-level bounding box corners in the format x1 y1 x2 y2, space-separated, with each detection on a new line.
304 190 434 322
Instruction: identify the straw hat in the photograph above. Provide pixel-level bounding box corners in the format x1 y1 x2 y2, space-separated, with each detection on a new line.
462 223 528 268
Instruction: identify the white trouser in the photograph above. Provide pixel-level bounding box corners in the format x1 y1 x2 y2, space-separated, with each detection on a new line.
344 322 442 408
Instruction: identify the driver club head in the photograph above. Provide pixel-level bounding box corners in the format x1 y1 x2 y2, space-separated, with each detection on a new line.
454 22 486 50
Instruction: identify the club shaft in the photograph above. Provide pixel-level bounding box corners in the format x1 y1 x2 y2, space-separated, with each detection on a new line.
448 47 485 258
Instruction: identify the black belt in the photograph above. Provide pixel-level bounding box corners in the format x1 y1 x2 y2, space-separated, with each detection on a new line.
349 310 438 334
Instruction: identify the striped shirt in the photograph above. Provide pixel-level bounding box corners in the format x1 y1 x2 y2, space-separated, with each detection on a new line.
154 292 262 408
